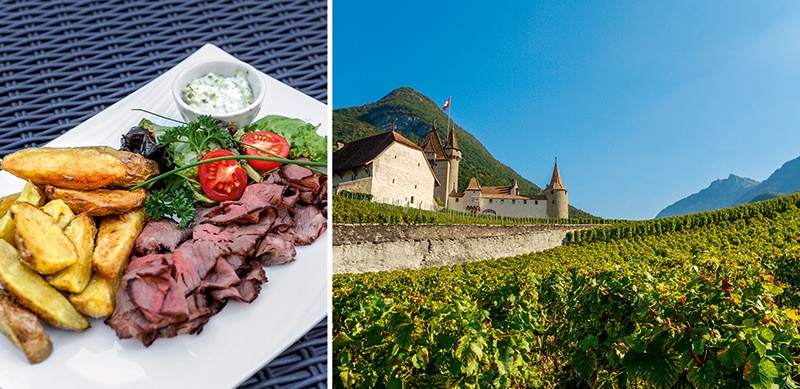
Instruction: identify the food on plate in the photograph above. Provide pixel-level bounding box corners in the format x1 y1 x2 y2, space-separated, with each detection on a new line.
92 208 145 279
11 202 79 275
247 115 327 162
41 199 76 229
0 239 89 331
0 290 52 364
198 149 248 201
0 192 20 218
241 131 290 172
46 214 97 293
0 146 158 190
107 163 327 346
44 186 146 216
181 70 254 114
69 273 120 318
0 182 45 243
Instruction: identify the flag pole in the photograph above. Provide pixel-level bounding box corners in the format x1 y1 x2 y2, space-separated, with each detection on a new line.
447 96 452 131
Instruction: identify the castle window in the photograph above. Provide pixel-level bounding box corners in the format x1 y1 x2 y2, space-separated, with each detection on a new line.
524 200 527 204
489 199 492 203
414 185 417 189
392 179 395 183
512 200 515 204
411 196 414 204
535 200 538 205
418 162 420 167
552 200 555 204
455 198 459 202
501 200 504 204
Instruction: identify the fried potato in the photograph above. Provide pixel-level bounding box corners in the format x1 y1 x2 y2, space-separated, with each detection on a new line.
68 273 120 318
0 182 45 244
45 186 146 217
0 146 158 190
0 240 89 331
41 199 76 229
46 214 97 293
0 192 20 218
11 202 78 275
0 289 52 364
93 208 145 279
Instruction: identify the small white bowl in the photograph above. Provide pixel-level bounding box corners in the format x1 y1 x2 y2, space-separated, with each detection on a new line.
172 58 266 127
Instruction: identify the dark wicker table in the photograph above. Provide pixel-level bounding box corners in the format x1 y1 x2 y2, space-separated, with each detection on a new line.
0 1 327 388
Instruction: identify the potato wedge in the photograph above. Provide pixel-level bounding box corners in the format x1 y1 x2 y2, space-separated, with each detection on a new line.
0 240 89 331
11 202 78 275
0 192 20 218
0 289 52 364
0 182 45 244
69 273 120 318
46 214 97 293
41 199 76 229
44 186 146 217
0 146 158 190
93 208 145 279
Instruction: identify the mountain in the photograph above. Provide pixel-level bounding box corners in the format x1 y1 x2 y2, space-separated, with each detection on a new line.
657 155 800 218
334 87 594 218
656 174 760 218
733 156 800 205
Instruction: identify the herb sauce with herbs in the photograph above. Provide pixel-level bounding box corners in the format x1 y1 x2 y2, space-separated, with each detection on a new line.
182 70 254 114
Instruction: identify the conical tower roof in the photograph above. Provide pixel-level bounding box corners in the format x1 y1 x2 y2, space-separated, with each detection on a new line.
445 128 459 150
548 160 566 191
420 124 447 160
465 177 481 191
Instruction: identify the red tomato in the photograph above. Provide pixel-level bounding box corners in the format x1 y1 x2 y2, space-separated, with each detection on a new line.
241 131 290 171
198 149 247 201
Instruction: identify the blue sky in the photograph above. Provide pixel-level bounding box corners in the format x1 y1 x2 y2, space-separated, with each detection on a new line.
333 1 800 219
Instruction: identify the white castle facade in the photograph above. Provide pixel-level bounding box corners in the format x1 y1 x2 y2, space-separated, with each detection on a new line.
332 125 569 218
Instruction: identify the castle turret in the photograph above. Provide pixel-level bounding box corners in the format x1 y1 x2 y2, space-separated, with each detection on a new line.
444 128 461 199
545 159 568 218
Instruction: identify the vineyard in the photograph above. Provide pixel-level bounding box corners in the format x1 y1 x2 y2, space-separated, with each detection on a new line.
333 193 800 388
332 193 609 226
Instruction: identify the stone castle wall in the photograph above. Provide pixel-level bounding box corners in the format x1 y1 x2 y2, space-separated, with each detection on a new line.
333 224 598 274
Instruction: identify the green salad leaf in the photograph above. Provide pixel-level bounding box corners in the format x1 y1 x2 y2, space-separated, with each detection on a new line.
246 115 327 162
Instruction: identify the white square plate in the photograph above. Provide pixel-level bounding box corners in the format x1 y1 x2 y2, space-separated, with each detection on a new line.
0 43 328 389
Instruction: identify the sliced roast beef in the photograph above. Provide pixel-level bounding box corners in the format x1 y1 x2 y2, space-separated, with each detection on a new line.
291 204 327 245
134 219 191 256
108 169 327 347
197 182 289 225
173 240 227 295
255 233 296 266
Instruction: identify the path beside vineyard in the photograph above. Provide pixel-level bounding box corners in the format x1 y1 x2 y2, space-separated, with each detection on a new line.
333 224 598 273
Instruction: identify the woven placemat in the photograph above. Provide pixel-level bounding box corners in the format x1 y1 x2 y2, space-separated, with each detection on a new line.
0 1 327 388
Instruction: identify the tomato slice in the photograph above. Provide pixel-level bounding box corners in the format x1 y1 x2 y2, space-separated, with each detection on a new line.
241 131 290 172
198 149 248 201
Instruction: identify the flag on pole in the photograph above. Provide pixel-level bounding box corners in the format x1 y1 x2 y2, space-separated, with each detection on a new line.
442 96 451 111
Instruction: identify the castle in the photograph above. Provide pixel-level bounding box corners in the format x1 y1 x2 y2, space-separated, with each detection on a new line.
332 125 569 218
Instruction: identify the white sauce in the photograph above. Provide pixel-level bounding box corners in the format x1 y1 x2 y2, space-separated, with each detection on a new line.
182 70 254 114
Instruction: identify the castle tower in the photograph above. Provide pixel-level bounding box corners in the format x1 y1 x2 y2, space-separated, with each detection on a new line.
443 128 461 202
545 159 568 218
420 123 451 206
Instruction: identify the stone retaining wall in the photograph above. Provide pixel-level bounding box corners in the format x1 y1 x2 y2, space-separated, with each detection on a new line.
333 224 598 274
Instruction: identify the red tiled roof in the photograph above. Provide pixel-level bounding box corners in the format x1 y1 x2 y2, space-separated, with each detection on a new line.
445 128 459 150
420 128 447 161
548 161 566 191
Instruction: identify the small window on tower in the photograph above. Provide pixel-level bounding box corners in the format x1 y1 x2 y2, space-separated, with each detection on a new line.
414 185 417 189
512 200 516 204
392 179 395 183
411 196 414 204
552 200 555 204
535 200 538 205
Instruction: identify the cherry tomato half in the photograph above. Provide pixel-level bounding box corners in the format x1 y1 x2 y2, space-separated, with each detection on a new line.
198 149 248 202
241 131 290 172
